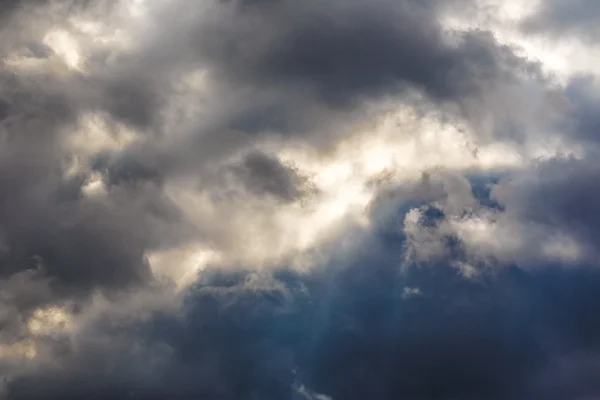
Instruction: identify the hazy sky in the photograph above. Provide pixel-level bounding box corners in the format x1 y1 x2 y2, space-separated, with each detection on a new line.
1 1 600 399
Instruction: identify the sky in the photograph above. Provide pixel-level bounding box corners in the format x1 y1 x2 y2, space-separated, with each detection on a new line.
1 0 600 399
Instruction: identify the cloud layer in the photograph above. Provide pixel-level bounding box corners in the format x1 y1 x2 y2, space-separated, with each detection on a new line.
1 0 600 399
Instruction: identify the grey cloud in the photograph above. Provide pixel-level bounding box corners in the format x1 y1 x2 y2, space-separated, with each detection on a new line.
0 269 55 343
87 0 540 179
91 153 164 188
0 1 40 21
102 77 163 130
396 156 600 269
7 235 600 400
0 183 165 295
491 156 600 260
0 0 203 300
0 88 134 291
560 76 600 149
193 0 529 109
0 74 186 338
3 0 600 399
0 98 10 121
522 0 600 42
228 151 316 202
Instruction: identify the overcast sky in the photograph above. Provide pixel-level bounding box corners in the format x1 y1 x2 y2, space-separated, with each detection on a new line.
1 0 600 399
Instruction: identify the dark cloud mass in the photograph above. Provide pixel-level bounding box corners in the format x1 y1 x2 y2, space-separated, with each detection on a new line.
194 0 525 109
228 151 315 202
1 0 600 399
522 0 600 42
6 233 600 400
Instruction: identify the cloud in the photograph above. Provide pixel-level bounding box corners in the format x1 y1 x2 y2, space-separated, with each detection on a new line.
522 0 600 42
490 156 600 262
6 234 600 399
227 151 317 202
561 76 600 149
1 0 600 399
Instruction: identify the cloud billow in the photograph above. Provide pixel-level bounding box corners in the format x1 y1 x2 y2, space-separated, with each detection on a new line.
1 0 600 399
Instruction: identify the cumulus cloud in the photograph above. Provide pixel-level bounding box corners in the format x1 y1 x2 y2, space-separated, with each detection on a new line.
1 0 600 399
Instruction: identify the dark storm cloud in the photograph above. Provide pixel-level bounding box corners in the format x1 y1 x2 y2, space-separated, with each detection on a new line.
194 0 527 110
0 0 211 315
99 0 536 175
90 153 164 188
0 269 55 344
0 98 10 121
0 0 109 24
4 154 600 400
7 222 600 400
228 151 315 202
0 74 183 338
522 0 600 42
492 156 600 260
3 0 600 399
0 14 180 363
0 89 130 289
561 76 600 147
0 0 35 20
102 77 163 130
